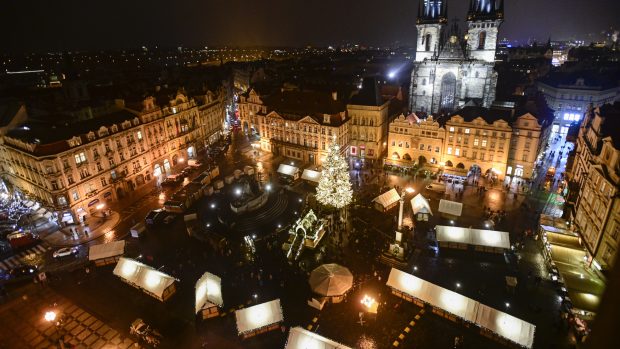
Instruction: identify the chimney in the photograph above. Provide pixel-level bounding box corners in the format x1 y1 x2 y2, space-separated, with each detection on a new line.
331 91 338 101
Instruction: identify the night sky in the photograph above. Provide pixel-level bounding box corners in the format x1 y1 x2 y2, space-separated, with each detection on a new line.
2 0 619 52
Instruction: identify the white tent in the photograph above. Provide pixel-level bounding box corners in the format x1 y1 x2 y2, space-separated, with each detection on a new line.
24 200 35 208
410 194 432 215
44 212 53 219
89 240 125 265
373 188 400 211
195 272 223 314
386 268 535 349
475 303 536 349
285 327 352 349
438 199 463 217
113 257 177 301
435 226 510 250
301 169 322 183
278 164 300 177
235 299 283 337
309 264 353 297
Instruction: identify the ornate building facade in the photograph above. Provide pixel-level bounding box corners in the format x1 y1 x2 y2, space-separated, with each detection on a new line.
0 91 225 224
409 0 503 114
569 103 620 271
238 89 349 165
387 106 543 181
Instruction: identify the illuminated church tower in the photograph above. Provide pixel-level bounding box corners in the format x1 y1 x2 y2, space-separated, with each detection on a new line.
415 0 448 62
409 0 502 114
466 0 504 62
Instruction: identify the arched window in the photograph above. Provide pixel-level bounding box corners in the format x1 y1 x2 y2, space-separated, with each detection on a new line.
425 34 432 52
422 78 427 85
478 31 487 50
440 72 457 111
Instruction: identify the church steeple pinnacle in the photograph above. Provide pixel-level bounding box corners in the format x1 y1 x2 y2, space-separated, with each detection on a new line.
467 0 504 21
417 0 448 24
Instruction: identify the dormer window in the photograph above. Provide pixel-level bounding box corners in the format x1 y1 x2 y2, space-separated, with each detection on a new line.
86 132 96 142
323 115 330 124
111 125 118 133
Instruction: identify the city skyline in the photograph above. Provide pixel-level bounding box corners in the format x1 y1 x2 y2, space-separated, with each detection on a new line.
1 0 619 53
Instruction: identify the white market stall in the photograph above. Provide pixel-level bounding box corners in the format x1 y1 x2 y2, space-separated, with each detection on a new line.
235 299 283 339
113 257 177 302
438 199 463 219
372 188 400 212
277 164 301 181
195 272 224 319
435 226 510 253
285 327 352 349
411 193 432 221
88 240 125 266
386 268 535 348
301 169 322 185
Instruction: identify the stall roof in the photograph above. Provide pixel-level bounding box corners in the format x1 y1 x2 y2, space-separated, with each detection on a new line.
277 164 300 176
301 169 322 183
435 226 511 249
540 224 577 237
549 244 586 266
235 299 283 335
386 268 535 348
539 214 570 230
543 231 581 250
411 194 432 215
195 272 223 314
113 257 176 300
373 188 400 209
285 327 352 349
438 199 463 217
88 240 125 261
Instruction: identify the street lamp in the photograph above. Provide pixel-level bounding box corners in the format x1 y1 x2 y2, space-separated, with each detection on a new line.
44 311 61 346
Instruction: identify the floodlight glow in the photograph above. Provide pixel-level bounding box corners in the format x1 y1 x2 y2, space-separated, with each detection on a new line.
440 291 465 313
266 183 272 191
145 271 161 288
121 260 138 277
210 203 216 209
235 188 242 196
405 187 415 193
481 230 501 245
388 71 396 79
44 311 57 322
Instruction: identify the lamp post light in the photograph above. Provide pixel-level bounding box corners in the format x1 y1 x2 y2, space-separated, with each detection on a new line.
44 311 63 347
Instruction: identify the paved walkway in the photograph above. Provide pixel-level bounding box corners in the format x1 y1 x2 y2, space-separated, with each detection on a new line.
42 212 120 247
0 283 137 349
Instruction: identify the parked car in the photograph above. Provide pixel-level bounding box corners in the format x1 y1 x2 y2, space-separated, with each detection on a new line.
145 209 165 225
162 174 183 186
187 159 202 168
180 167 192 177
8 265 38 280
130 318 162 347
162 215 176 225
52 247 79 259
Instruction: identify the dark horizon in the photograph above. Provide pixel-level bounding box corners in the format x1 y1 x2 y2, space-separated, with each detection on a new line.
1 0 619 53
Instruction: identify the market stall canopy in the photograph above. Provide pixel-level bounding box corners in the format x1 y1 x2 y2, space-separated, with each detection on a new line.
301 169 322 183
195 272 223 314
235 299 283 335
113 257 176 301
277 164 300 177
43 212 53 219
373 189 400 209
386 268 535 348
410 193 432 215
89 240 125 261
438 199 463 217
309 263 353 297
436 226 510 250
285 327 352 349
24 200 35 208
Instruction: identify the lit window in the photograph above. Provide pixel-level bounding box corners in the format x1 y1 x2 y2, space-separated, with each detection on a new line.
474 138 479 146
449 127 455 133
464 128 470 134
447 147 452 155
74 152 87 164
455 148 460 156
482 139 487 147
137 131 143 140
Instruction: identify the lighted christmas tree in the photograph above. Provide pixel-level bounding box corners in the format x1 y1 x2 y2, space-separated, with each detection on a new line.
316 137 352 209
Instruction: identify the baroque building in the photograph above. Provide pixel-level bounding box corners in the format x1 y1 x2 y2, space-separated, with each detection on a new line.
568 103 620 271
238 89 349 165
409 0 503 114
0 90 225 224
387 105 544 181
